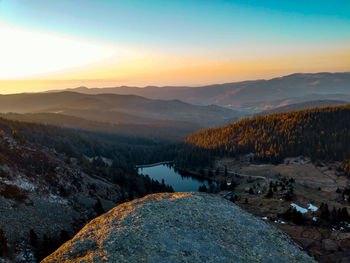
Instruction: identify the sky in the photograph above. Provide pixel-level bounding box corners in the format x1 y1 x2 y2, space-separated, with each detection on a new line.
0 0 349 93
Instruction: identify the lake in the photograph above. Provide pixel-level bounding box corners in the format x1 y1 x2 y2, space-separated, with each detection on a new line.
138 164 216 192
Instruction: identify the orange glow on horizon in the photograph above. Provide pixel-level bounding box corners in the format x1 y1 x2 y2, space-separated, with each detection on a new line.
1 44 349 95
1 2 350 95
0 22 349 94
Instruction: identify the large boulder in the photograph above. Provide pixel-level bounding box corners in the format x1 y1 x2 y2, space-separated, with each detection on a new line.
42 193 315 263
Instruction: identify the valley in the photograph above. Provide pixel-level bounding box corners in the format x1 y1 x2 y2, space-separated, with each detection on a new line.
0 74 349 262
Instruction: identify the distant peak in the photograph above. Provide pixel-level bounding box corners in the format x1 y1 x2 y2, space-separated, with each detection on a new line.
74 86 89 90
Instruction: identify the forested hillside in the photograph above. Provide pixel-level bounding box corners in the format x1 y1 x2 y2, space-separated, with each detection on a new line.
0 117 169 166
0 113 200 141
183 105 350 165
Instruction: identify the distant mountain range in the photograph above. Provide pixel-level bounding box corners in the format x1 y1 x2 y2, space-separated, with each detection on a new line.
1 72 349 140
53 72 350 110
0 92 240 140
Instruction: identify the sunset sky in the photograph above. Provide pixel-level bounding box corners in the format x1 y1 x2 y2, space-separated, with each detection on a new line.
0 0 349 94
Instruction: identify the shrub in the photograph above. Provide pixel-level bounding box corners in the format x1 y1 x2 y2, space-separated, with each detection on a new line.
265 187 273 198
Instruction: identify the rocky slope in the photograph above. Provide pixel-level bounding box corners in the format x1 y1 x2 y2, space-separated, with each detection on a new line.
0 129 121 262
42 193 315 263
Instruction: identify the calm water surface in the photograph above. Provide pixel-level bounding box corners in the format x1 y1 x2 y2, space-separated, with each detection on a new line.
138 164 215 192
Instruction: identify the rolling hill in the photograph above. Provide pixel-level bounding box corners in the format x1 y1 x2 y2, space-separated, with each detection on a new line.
0 113 201 141
0 92 240 128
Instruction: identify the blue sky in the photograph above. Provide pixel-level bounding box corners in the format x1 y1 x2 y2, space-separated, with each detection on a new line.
0 0 349 92
2 0 349 45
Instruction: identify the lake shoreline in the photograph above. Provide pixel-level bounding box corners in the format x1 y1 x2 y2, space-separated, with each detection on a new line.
175 166 219 184
138 162 219 184
135 161 174 168
137 163 218 192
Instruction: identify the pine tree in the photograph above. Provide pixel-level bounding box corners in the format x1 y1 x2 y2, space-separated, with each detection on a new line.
265 187 273 198
0 228 7 257
94 199 105 216
29 229 38 247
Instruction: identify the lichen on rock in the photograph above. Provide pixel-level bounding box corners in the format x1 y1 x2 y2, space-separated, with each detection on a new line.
42 192 315 263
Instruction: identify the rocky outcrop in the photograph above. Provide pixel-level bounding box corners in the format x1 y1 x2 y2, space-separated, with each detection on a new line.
42 193 315 263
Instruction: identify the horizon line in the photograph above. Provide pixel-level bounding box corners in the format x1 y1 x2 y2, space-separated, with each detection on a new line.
1 71 349 96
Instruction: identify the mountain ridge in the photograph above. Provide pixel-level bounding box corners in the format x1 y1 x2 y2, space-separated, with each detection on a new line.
0 112 200 141
258 99 349 116
46 72 350 109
